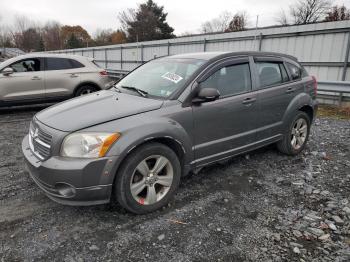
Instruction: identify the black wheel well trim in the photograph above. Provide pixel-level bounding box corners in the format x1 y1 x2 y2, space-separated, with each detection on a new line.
282 93 313 125
298 104 314 122
116 136 187 179
127 135 186 162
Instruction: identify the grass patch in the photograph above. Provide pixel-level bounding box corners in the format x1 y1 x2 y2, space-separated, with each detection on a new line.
317 105 350 120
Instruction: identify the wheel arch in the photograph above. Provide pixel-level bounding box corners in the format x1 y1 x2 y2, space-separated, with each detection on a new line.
116 136 189 178
73 81 101 96
282 93 314 128
298 104 314 122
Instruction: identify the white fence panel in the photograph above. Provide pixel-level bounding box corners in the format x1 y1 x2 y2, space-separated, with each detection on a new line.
48 20 350 82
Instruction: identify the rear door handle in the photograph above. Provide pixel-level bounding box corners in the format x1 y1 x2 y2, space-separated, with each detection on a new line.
31 76 41 80
286 87 295 94
70 74 79 78
242 97 256 105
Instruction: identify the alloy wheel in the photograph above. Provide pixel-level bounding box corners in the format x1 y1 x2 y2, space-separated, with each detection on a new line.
291 118 308 150
79 89 93 95
130 155 174 205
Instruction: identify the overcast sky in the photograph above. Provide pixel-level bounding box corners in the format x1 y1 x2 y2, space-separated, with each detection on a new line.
0 0 349 36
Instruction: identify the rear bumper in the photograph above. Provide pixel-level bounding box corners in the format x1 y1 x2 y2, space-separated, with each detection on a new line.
22 135 117 206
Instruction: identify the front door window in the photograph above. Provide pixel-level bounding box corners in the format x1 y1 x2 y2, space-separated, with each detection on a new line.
9 58 41 73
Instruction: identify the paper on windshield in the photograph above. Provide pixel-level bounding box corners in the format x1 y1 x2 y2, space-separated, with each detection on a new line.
161 72 183 84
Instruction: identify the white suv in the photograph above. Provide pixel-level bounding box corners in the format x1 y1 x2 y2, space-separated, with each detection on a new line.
0 54 114 106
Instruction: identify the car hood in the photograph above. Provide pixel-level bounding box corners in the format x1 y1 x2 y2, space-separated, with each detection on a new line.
36 90 164 132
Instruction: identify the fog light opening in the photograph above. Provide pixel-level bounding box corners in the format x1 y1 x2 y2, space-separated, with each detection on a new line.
55 183 76 197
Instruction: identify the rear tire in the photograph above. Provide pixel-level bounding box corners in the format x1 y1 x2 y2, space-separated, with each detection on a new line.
277 111 311 155
114 143 181 214
75 85 98 96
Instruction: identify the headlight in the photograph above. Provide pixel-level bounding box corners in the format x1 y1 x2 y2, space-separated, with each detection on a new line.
61 132 120 158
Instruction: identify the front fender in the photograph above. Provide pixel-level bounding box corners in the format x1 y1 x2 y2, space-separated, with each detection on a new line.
83 112 194 174
109 117 193 161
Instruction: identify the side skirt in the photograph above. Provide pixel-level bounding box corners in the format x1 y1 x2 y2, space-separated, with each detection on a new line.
191 134 283 170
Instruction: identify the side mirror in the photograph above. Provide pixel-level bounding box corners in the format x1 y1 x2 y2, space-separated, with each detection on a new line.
193 87 220 103
2 67 14 76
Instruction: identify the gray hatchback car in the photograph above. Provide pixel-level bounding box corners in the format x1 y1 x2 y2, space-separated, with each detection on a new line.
22 51 318 214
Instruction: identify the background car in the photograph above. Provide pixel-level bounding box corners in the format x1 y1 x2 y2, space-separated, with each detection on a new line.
0 54 114 106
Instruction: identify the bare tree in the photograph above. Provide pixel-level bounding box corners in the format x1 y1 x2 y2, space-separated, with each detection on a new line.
290 0 331 24
118 8 136 34
178 31 196 37
0 16 14 49
275 0 331 25
42 21 62 50
201 11 233 33
10 15 33 48
226 12 248 32
0 15 3 46
21 27 43 52
0 16 5 50
275 9 289 25
324 5 350 22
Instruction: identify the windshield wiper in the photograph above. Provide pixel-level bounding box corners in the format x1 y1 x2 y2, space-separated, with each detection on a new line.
120 86 148 97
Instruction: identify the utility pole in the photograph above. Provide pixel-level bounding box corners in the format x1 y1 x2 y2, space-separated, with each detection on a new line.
253 15 259 50
136 34 139 64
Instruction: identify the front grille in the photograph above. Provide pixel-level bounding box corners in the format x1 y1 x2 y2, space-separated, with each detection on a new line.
29 121 52 160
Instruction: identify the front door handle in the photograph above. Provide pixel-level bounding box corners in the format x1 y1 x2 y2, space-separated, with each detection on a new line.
31 76 41 80
242 97 256 105
286 87 295 94
70 74 79 78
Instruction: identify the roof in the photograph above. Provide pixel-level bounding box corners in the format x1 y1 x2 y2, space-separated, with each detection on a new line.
0 53 93 68
167 51 298 62
14 53 92 60
167 52 229 60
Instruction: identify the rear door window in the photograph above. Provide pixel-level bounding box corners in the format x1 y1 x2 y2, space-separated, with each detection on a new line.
46 58 78 71
256 62 288 89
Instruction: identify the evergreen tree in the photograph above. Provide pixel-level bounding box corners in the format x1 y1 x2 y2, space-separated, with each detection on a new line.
119 0 175 42
66 33 83 49
38 35 45 51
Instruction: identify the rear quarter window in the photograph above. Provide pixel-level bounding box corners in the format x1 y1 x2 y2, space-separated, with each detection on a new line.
69 59 85 69
286 62 304 80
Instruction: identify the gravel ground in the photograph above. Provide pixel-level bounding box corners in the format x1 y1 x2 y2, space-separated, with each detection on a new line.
0 106 349 262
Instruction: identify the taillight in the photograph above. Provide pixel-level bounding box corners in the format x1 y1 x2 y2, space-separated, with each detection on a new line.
99 70 108 76
312 76 317 96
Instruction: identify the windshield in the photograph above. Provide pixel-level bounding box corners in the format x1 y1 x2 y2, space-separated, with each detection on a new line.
115 58 205 98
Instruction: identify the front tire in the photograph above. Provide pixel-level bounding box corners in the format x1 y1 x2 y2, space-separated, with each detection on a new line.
75 85 98 96
114 143 181 214
277 111 311 155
